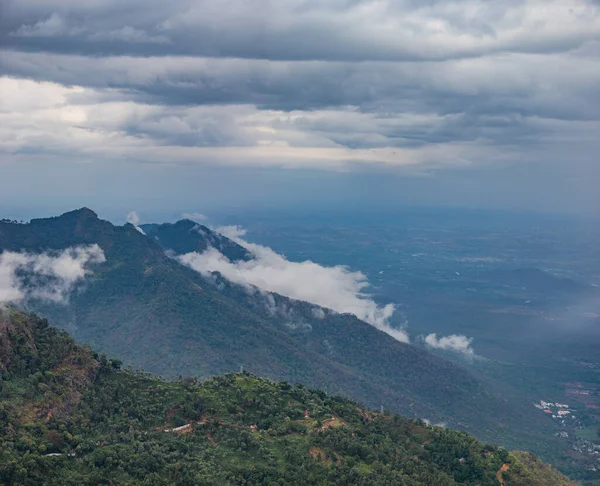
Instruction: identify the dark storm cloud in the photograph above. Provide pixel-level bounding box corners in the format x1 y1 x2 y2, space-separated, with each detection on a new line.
2 0 599 61
284 112 545 150
2 46 599 154
3 50 600 119
0 0 599 184
119 107 255 147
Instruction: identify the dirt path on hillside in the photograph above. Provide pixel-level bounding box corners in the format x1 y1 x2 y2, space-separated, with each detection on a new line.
496 463 510 485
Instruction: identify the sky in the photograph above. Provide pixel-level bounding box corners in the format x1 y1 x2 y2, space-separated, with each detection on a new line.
1 0 599 219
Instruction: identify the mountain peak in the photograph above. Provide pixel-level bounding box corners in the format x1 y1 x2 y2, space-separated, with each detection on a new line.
61 207 99 220
142 219 252 261
25 207 99 227
175 218 203 229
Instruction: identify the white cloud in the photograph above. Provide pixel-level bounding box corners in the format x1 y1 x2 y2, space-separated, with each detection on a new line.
177 230 408 342
182 212 208 222
126 211 145 234
0 245 106 304
425 333 475 356
422 419 447 428
214 225 247 239
126 211 140 225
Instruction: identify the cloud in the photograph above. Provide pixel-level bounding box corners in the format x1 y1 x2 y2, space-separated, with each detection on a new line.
126 211 145 234
3 0 599 61
214 225 247 239
177 230 408 342
0 0 599 214
182 212 207 222
425 333 475 356
126 211 140 225
0 245 106 304
12 13 78 38
0 76 495 171
4 50 600 121
422 419 447 428
1 56 598 174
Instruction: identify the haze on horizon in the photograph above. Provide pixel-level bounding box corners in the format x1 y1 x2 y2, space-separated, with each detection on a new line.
1 0 599 219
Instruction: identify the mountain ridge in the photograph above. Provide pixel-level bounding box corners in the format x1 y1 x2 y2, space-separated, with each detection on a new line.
0 209 560 457
140 220 252 262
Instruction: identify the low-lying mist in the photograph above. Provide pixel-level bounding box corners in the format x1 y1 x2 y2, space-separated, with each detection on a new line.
177 226 409 342
0 245 105 304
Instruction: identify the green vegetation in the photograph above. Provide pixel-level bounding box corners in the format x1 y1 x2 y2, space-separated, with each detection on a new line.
506 452 582 486
576 427 600 442
0 208 558 457
0 309 575 485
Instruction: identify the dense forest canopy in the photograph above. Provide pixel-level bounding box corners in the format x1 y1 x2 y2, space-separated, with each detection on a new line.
0 308 575 485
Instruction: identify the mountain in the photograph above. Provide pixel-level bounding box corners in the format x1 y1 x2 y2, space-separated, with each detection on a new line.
0 209 559 455
0 308 575 486
140 220 252 262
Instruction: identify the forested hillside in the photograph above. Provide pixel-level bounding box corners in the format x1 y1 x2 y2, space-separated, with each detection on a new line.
0 209 558 455
0 309 575 486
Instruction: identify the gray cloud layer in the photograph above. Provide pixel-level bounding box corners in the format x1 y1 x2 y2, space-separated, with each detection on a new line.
1 0 599 205
3 1 599 61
